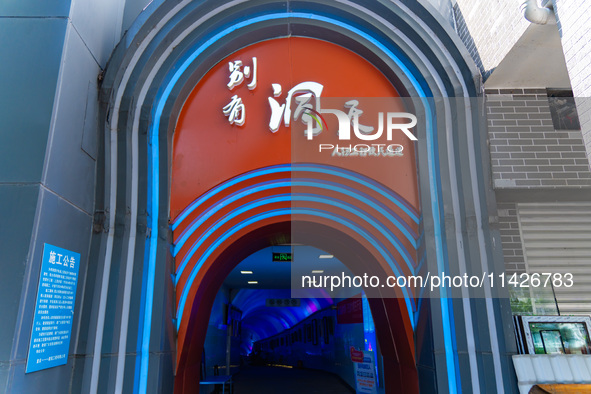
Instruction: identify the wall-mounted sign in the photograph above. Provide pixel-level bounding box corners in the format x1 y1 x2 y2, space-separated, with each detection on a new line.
272 252 292 262
351 347 378 394
26 244 80 373
172 37 420 221
337 296 363 324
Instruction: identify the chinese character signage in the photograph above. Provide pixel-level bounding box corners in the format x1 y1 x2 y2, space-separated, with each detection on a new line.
222 57 257 125
172 37 420 219
26 243 80 373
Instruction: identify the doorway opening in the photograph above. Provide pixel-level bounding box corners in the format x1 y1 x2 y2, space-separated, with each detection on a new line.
174 223 418 394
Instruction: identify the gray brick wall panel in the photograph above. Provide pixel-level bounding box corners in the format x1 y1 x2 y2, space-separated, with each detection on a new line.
497 203 526 274
486 90 591 188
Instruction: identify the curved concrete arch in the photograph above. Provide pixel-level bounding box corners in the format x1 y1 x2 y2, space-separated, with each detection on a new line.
92 1 516 393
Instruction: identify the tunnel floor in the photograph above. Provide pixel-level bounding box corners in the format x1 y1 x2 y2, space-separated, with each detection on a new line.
231 366 355 393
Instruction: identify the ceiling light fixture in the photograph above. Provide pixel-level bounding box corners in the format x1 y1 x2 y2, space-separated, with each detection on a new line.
319 254 334 259
247 281 258 284
240 270 253 274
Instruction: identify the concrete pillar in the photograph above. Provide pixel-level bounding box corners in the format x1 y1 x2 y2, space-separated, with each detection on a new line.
0 0 142 391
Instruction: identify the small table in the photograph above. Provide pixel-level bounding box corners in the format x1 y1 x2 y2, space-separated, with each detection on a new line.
199 375 233 393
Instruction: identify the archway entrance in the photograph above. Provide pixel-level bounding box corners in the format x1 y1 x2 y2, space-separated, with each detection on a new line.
169 37 420 393
175 224 418 393
97 2 517 393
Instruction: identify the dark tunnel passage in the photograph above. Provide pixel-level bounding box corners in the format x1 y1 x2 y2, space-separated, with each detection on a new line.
198 246 387 394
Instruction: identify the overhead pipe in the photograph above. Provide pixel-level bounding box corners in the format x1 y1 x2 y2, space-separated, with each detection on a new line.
522 0 556 25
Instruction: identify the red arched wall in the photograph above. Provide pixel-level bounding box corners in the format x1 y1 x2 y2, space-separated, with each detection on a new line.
171 37 418 220
171 37 420 394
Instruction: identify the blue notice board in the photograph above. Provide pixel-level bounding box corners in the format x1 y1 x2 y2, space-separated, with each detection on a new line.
26 244 80 373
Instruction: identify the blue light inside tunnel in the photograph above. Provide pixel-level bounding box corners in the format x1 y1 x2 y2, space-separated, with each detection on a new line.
362 294 379 387
232 289 335 355
362 295 376 353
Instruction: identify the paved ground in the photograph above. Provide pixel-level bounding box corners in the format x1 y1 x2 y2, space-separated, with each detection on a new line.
230 366 355 394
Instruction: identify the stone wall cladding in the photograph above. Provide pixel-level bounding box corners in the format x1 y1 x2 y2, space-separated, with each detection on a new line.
497 203 526 274
453 0 530 79
554 0 591 166
486 88 591 188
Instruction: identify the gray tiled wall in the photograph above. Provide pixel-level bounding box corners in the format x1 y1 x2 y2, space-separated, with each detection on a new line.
497 203 525 275
486 88 591 188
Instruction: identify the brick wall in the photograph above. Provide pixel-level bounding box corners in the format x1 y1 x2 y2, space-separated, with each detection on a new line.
453 0 530 79
497 203 526 275
486 88 591 188
554 0 591 165
575 99 591 166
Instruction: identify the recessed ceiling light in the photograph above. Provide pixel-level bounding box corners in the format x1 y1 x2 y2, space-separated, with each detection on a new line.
247 281 258 284
319 254 334 259
240 270 253 274
311 270 324 274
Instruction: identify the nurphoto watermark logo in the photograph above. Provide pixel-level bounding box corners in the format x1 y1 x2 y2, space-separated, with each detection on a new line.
301 98 418 157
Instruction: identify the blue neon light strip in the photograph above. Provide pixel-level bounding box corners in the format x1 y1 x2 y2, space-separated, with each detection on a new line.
173 178 418 257
173 176 418 253
174 207 416 332
171 164 420 230
173 193 417 288
144 11 459 394
362 294 379 387
133 238 151 394
175 193 413 295
423 96 459 392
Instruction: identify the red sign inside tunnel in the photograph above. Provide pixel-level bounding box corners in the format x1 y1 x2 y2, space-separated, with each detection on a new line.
337 296 363 324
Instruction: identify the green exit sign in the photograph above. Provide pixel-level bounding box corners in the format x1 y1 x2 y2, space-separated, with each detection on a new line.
272 253 292 262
